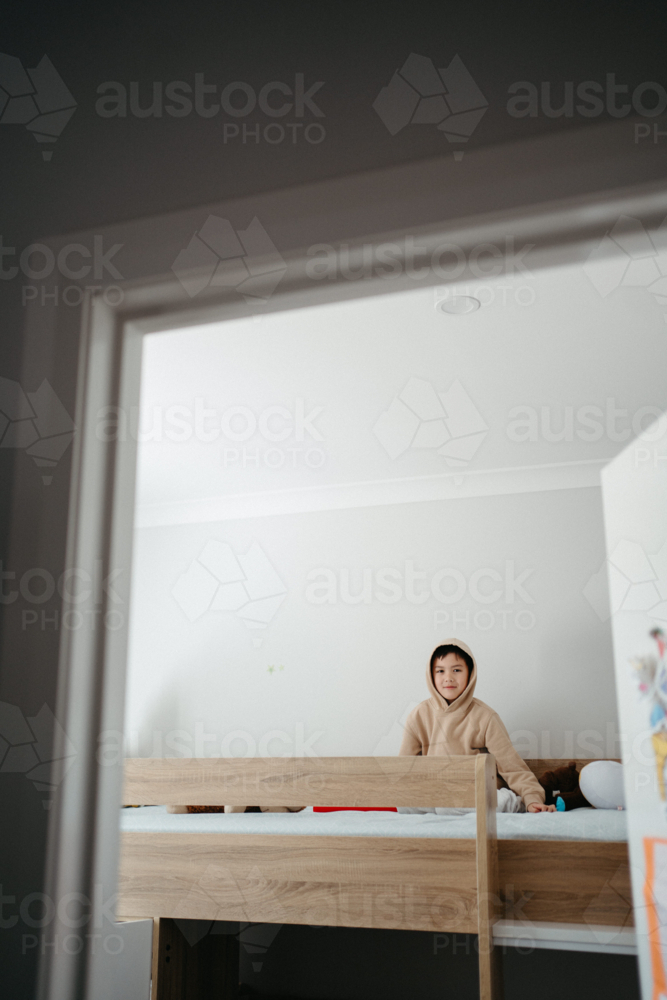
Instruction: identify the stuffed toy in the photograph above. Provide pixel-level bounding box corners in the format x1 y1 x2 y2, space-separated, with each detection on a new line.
538 761 590 811
186 805 226 813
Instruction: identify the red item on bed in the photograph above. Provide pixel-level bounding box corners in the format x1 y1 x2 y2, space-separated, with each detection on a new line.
312 807 398 813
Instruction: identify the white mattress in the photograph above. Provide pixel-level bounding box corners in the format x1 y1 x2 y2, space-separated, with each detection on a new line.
120 805 627 842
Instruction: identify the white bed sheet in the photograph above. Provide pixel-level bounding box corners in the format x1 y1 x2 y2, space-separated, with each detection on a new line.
120 806 627 841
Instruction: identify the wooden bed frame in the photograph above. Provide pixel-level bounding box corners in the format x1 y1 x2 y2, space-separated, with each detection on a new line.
118 756 630 1000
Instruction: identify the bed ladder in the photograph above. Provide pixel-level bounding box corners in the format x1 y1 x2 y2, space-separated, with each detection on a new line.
474 752 503 1000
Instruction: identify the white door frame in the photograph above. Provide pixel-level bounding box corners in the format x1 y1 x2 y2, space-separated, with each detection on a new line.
36 118 667 999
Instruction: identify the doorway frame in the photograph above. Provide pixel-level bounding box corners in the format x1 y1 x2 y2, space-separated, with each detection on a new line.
35 118 667 999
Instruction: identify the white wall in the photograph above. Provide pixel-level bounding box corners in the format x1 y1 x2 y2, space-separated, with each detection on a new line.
124 484 616 758
124 260 667 760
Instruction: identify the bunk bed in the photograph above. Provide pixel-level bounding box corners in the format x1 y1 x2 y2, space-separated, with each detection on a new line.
118 755 631 1000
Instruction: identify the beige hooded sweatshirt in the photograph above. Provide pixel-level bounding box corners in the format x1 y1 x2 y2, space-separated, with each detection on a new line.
399 639 544 808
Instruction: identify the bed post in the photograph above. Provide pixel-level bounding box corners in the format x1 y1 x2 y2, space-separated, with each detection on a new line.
475 753 503 1000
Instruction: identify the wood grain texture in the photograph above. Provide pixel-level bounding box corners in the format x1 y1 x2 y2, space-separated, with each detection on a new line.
475 754 503 1000
123 756 479 808
123 758 620 809
151 917 160 996
118 751 631 980
118 834 632 930
118 832 479 934
498 839 633 927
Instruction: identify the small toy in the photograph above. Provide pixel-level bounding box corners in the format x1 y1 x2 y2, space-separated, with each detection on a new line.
539 761 590 810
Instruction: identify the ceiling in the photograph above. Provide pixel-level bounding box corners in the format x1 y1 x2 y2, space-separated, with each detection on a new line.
134 252 667 526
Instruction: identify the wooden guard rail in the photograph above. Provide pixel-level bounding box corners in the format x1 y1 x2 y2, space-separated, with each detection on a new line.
125 754 483 807
123 755 503 999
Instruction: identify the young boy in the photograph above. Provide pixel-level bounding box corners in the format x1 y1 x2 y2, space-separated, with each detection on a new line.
399 639 554 812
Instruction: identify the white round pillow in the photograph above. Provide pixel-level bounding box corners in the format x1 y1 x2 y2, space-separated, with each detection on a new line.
579 760 625 809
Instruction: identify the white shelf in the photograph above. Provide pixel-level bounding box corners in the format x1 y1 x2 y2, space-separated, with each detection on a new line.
493 920 637 955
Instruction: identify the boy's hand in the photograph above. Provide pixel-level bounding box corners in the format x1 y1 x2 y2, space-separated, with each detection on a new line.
527 803 556 813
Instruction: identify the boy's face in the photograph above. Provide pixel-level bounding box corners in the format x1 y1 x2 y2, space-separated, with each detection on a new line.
432 653 469 702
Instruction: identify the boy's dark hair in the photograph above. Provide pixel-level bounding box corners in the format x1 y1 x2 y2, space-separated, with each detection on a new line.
430 644 473 676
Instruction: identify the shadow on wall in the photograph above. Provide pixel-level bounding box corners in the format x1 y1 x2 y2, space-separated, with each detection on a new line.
128 686 183 758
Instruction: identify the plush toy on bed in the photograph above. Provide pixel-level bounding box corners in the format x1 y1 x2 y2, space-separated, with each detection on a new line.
538 761 590 811
538 760 626 811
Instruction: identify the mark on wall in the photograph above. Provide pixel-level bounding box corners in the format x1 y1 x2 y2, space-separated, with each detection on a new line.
172 539 287 646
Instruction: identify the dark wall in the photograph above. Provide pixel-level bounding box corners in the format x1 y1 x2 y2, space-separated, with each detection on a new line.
4 0 667 239
238 925 640 1000
0 2 660 996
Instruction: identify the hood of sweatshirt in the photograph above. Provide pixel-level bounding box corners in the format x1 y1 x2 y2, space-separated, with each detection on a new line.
427 638 478 715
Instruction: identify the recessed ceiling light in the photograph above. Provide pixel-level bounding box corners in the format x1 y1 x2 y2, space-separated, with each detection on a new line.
437 295 481 315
